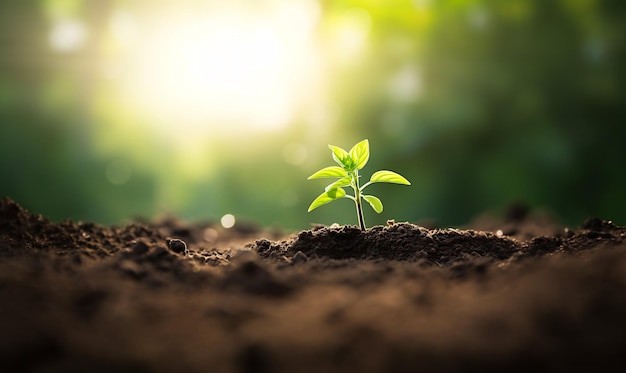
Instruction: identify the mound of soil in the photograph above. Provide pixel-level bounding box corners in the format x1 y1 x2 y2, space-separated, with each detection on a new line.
1 197 625 372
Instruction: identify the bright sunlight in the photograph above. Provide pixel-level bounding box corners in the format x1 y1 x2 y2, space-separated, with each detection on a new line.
114 1 321 137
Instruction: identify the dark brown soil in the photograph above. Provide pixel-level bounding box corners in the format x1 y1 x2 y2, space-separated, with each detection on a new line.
1 197 626 372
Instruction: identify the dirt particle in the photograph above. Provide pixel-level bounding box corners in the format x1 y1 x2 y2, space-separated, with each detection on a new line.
74 289 108 319
146 246 172 262
167 238 187 255
291 251 308 264
118 260 145 279
581 217 618 231
129 240 150 256
527 236 563 255
252 239 272 254
237 343 270 373
223 259 292 297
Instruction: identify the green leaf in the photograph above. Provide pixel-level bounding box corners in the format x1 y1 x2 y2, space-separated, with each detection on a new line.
308 166 347 179
349 139 370 170
328 145 355 170
369 170 411 185
307 188 347 212
325 176 352 192
362 195 383 213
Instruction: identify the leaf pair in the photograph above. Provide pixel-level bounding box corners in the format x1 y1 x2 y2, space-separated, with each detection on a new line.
328 139 370 171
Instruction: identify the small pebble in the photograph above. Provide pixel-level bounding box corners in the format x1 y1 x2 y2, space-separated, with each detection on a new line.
292 251 309 264
167 239 188 254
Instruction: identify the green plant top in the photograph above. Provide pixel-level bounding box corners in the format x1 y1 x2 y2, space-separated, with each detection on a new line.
307 139 411 230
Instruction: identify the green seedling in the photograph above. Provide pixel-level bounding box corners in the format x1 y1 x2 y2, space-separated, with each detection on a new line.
307 139 411 230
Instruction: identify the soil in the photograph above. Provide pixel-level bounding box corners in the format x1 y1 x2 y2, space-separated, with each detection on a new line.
1 197 626 373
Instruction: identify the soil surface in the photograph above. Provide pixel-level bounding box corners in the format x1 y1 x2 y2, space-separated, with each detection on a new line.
1 197 626 372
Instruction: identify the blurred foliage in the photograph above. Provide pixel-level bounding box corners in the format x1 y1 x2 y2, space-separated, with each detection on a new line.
1 0 625 230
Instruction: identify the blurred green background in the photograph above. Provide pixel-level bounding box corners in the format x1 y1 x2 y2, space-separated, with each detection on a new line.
1 0 625 230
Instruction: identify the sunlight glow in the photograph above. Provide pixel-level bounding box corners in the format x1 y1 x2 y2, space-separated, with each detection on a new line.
117 2 321 137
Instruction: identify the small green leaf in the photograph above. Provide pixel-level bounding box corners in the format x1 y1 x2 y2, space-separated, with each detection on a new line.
308 166 347 179
349 139 370 170
307 187 347 212
328 145 355 170
369 170 411 185
325 176 352 192
362 195 383 213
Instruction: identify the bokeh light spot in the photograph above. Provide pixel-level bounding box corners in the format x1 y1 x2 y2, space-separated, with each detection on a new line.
49 19 87 52
105 160 132 185
388 65 423 102
468 7 489 30
221 214 236 229
283 143 308 165
331 7 372 59
108 10 138 48
281 190 299 207
203 228 219 242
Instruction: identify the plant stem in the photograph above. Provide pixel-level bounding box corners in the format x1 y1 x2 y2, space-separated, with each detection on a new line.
353 170 366 231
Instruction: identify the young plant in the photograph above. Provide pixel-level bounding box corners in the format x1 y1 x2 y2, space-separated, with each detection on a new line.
307 139 411 230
